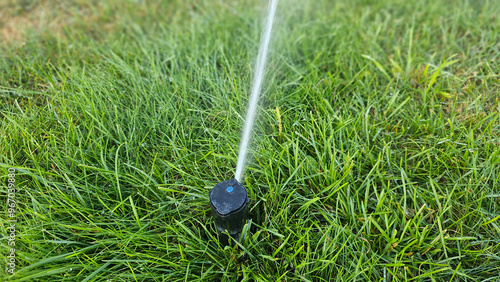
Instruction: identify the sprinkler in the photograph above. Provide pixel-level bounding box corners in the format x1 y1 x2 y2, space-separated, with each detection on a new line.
209 179 249 245
208 0 277 246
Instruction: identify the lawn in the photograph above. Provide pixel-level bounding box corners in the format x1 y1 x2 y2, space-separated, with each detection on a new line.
1 0 499 281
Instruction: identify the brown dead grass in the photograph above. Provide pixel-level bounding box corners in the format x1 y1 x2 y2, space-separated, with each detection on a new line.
0 0 128 45
0 0 58 43
0 0 185 47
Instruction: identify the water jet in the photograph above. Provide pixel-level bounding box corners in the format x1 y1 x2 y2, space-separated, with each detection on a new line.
209 0 278 245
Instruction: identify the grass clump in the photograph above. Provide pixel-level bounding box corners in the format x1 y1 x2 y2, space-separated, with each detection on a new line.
1 0 499 281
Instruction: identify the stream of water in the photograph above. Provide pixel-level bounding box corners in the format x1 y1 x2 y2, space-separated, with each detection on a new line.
234 0 279 181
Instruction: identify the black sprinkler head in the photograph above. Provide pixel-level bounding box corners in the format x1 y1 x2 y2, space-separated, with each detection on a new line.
209 179 249 245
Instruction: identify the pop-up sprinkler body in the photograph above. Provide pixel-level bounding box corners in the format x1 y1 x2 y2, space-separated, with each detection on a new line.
209 179 248 245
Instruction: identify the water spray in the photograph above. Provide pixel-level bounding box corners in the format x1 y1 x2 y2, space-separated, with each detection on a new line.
234 0 278 182
209 0 278 245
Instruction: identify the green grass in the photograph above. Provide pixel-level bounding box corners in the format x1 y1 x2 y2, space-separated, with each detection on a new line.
1 0 499 280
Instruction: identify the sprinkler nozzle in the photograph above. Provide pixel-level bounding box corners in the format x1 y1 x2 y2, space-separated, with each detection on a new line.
209 179 249 245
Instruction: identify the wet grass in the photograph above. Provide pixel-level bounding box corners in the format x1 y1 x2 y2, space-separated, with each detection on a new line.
1 0 499 281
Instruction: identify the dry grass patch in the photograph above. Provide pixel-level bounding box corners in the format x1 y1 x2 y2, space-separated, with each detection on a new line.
0 0 147 46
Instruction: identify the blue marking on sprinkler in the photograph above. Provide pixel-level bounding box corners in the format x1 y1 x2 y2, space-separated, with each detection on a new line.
226 186 234 193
